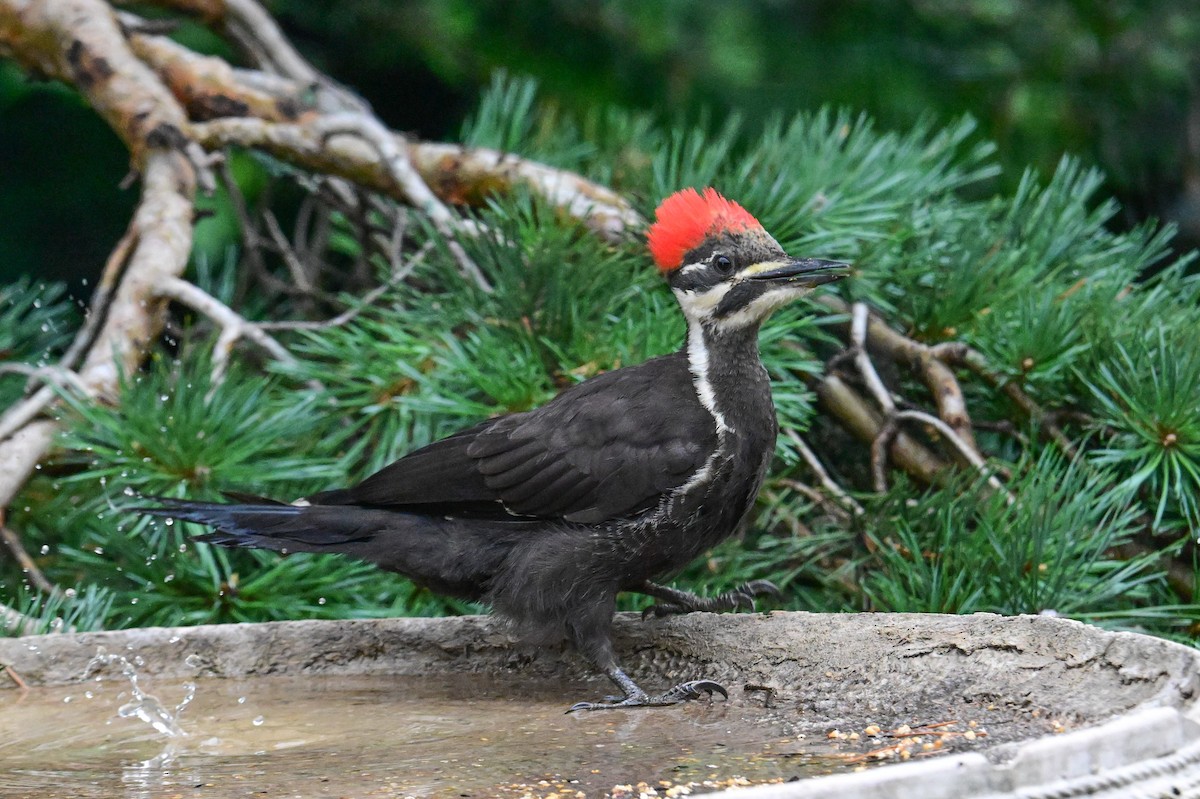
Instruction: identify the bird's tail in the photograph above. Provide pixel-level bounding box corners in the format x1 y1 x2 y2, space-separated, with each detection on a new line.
135 495 377 555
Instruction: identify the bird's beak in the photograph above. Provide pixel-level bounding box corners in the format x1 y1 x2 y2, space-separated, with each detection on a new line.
746 258 850 287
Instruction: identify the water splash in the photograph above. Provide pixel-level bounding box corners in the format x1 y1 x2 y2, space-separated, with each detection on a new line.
85 649 195 738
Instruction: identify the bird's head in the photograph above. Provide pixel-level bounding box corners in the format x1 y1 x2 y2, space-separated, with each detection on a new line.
647 188 848 329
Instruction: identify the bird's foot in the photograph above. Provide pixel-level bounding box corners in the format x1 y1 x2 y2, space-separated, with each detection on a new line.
641 579 781 619
568 680 728 712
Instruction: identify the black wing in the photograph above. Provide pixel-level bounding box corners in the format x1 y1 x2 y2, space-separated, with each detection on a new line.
314 352 716 523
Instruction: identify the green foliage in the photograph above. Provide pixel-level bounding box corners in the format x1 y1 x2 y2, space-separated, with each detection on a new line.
1086 335 1200 531
861 454 1158 618
4 75 1200 646
0 584 113 638
55 350 342 502
0 279 76 407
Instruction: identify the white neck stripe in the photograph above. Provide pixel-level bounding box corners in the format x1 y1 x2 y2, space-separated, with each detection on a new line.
686 318 731 435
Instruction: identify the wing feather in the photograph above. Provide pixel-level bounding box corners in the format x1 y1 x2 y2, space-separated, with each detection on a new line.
322 351 717 523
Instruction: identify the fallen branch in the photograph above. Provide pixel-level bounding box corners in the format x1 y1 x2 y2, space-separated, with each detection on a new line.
821 295 978 452
930 341 1078 458
894 409 1014 504
0 367 88 442
806 368 949 486
1 603 42 638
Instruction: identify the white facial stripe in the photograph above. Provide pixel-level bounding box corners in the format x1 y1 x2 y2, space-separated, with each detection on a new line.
672 283 732 321
678 261 708 275
714 285 812 329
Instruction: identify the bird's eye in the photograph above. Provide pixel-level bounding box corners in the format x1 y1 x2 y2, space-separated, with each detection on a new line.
714 255 734 274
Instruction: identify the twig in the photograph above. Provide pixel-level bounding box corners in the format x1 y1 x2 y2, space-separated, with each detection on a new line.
871 418 899 493
262 209 315 293
191 117 643 242
215 158 266 304
850 302 896 413
0 421 57 510
0 522 55 595
316 114 463 233
894 410 1015 504
0 367 87 444
315 114 493 292
221 0 370 114
806 369 949 485
844 303 1012 500
155 276 301 382
821 295 978 452
930 341 1078 458
128 31 301 122
0 386 58 445
3 663 29 690
783 430 865 517
0 601 41 638
57 223 138 376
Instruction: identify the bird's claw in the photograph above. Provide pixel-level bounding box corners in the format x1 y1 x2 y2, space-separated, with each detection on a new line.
657 679 728 704
642 602 683 619
567 679 728 712
641 579 781 619
739 579 783 601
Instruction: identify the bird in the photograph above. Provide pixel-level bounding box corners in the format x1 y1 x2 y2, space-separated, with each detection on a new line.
138 187 848 711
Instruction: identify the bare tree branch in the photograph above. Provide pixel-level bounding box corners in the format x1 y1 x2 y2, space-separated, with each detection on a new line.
930 341 1078 458
783 430 865 518
0 522 55 595
820 295 978 453
155 276 301 375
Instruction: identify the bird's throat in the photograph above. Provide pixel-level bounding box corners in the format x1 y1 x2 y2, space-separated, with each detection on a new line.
684 318 771 439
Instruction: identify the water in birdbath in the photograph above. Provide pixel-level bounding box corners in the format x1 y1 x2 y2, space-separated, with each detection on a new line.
0 654 856 799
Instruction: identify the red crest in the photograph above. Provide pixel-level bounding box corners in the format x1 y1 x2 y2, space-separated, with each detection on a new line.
647 188 761 273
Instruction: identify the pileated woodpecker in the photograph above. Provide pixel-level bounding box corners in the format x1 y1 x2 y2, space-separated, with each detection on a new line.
141 188 847 710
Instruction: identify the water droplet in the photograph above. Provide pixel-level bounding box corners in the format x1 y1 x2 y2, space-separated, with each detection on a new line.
40 545 50 555
185 654 203 668
317 597 326 605
93 546 105 555
252 716 265 726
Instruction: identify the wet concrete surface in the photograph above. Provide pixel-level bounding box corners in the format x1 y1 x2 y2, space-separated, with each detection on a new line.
3 612 1198 797
0 673 857 798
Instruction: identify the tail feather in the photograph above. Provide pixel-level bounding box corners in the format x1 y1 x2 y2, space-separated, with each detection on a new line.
135 497 376 553
134 496 514 602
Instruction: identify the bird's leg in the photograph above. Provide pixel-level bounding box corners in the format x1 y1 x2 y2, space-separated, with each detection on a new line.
638 578 781 619
565 618 727 712
568 665 728 712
